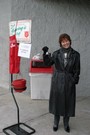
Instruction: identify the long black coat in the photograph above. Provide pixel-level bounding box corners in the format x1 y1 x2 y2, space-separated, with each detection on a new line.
43 48 80 117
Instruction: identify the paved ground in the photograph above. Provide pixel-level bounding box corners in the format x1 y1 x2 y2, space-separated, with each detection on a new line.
0 87 90 135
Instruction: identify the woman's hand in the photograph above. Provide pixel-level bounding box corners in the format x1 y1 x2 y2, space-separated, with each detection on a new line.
42 46 49 54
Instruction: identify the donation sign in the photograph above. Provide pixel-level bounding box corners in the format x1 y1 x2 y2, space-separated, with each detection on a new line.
9 20 32 43
18 43 32 58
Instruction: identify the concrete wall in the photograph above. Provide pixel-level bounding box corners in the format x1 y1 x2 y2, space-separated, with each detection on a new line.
0 0 11 89
0 0 90 96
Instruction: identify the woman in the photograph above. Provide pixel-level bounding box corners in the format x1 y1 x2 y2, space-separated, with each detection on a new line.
42 33 80 133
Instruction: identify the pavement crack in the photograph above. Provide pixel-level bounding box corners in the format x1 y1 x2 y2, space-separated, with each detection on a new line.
25 112 49 123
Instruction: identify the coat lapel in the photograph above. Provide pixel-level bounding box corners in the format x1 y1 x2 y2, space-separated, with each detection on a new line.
65 48 74 69
59 49 65 69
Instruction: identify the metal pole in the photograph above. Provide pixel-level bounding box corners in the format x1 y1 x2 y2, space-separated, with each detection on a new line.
11 74 20 129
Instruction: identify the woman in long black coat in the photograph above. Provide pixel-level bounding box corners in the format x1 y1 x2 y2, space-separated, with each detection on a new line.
42 33 80 133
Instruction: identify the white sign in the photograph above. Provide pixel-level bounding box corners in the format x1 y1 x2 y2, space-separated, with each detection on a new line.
9 20 32 43
18 43 32 58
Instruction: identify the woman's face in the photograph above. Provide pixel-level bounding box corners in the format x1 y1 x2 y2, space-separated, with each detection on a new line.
61 38 70 48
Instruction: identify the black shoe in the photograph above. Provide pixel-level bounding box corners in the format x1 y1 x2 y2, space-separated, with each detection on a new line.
53 124 58 131
53 115 60 131
64 125 70 133
63 116 70 133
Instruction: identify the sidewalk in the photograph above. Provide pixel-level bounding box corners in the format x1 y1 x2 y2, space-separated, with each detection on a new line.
0 87 90 135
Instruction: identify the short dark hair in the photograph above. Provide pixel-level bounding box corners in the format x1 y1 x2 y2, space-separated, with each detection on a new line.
59 33 72 47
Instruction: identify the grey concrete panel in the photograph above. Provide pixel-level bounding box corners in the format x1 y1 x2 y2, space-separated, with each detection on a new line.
0 0 90 96
11 0 90 96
